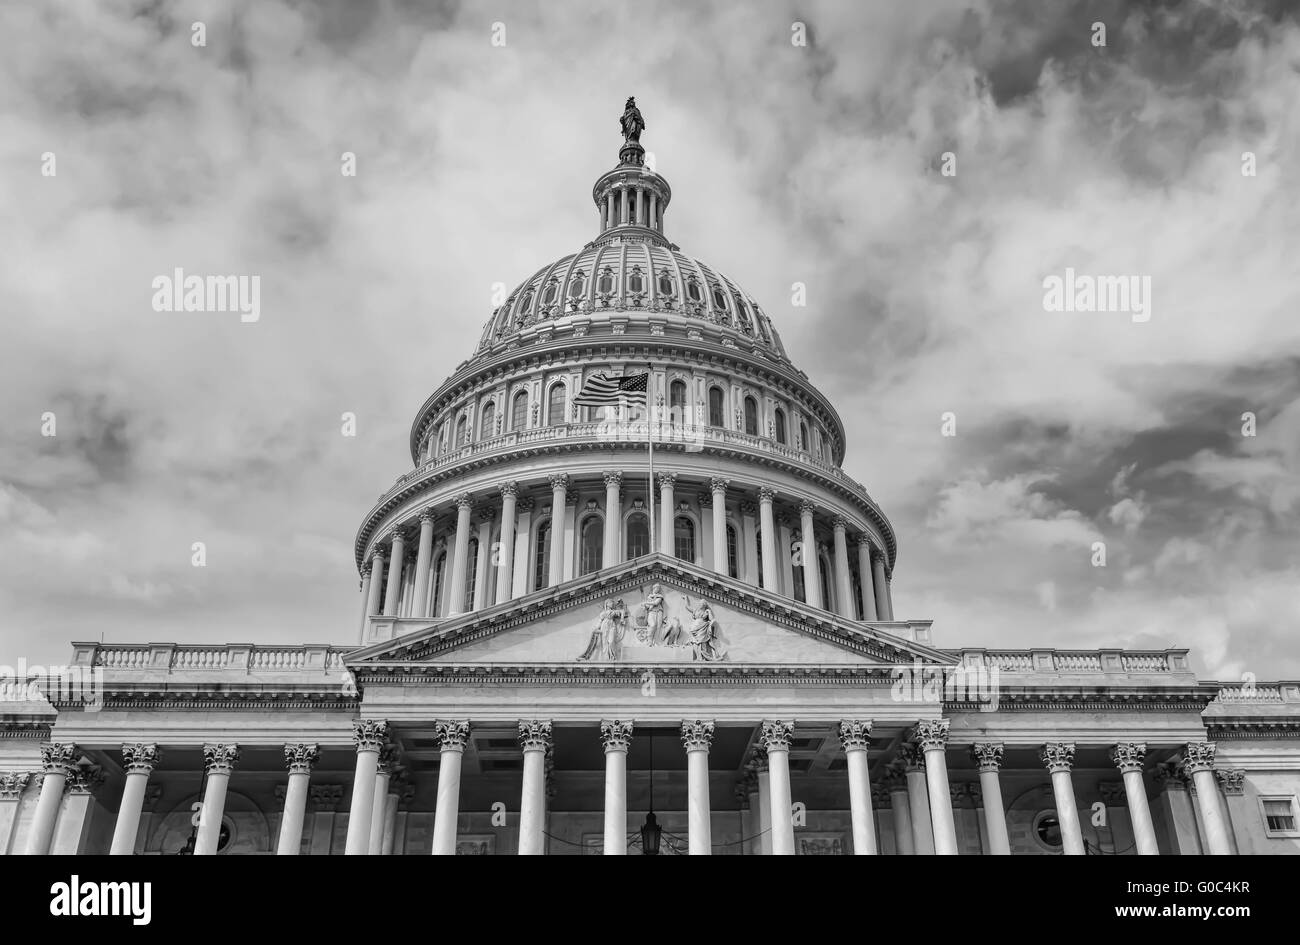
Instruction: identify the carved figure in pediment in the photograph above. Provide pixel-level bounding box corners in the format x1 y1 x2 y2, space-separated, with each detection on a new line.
684 596 727 662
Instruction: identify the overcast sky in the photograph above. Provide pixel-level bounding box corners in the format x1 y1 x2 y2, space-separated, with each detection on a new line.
2 0 1297 681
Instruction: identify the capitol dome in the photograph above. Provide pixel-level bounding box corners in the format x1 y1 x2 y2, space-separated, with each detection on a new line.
353 101 899 636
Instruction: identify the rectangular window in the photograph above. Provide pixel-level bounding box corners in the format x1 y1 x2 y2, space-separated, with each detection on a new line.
1261 797 1299 836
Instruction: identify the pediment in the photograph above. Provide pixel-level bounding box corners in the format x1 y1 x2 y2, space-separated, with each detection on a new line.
349 555 953 669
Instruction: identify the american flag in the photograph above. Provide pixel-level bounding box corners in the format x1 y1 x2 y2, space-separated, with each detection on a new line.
574 371 649 407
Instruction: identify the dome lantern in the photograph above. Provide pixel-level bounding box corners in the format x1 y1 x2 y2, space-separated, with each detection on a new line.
592 97 672 247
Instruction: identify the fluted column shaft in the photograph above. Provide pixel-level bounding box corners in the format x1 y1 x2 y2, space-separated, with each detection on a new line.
356 567 373 640
344 722 387 856
111 744 160 855
659 474 676 555
365 552 385 618
411 513 435 617
276 743 318 856
1111 743 1159 855
916 721 958 855
196 744 240 855
382 531 405 616
25 744 75 855
758 488 779 591
710 479 729 574
368 759 392 855
857 539 878 620
799 502 822 608
682 721 714 855
872 552 893 620
832 519 854 618
602 474 621 569
840 722 877 855
447 496 473 615
761 721 795 855
496 484 519 604
601 721 632 855
1042 743 1085 855
1184 742 1231 855
548 476 567 586
518 721 552 855
432 721 469 855
972 744 1010 855
887 778 915 855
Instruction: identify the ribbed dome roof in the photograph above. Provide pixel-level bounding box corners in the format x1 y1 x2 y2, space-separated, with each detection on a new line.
476 242 788 357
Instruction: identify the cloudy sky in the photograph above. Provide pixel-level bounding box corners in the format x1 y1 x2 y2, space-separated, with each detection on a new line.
2 0 1297 680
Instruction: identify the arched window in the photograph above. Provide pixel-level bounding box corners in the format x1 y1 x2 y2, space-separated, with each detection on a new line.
569 271 585 299
708 387 725 427
628 267 645 295
657 272 674 297
674 516 695 562
743 396 759 436
520 289 534 313
541 281 558 305
774 408 787 445
735 296 752 329
670 380 687 425
626 513 649 559
547 384 567 426
454 414 468 446
511 390 529 431
465 537 480 610
725 524 739 579
711 285 728 311
687 279 703 302
534 521 551 590
580 516 603 575
792 539 806 602
799 422 809 451
479 401 496 440
597 268 615 295
431 551 446 617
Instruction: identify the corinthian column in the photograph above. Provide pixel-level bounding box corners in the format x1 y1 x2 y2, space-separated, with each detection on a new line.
24 743 76 855
344 721 387 855
915 720 958 855
798 501 822 608
411 511 436 617
1109 742 1159 855
447 494 473 615
518 720 552 855
1183 742 1231 855
1041 742 1084 855
710 478 729 574
898 744 934 854
110 743 160 856
871 551 892 620
0 773 31 855
761 720 796 855
857 538 878 620
971 743 1011 855
431 721 470 855
839 721 877 855
382 529 405 616
357 564 373 641
275 743 318 855
496 483 519 603
832 518 854 618
681 720 715 855
196 743 240 855
600 720 633 854
602 473 622 568
758 487 779 590
365 551 385 618
658 473 677 555
548 475 568 586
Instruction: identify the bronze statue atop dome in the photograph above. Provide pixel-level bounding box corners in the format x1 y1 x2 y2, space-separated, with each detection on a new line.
620 97 645 144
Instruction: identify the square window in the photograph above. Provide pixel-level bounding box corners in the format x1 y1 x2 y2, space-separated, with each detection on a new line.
1259 796 1300 837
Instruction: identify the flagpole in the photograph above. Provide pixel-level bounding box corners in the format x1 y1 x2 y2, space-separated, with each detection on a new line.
647 364 655 556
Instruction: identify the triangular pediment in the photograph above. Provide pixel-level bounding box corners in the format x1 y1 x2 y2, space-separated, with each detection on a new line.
348 554 953 669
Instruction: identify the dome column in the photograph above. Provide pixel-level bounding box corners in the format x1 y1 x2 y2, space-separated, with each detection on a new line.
356 563 373 642
548 475 568 586
871 550 893 620
495 483 519 605
605 191 614 231
411 511 435 618
857 538 877 620
602 473 622 569
798 502 822 609
365 551 385 622
710 478 729 575
382 530 405 616
758 488 779 591
650 192 658 231
658 473 676 555
447 495 473 616
832 518 855 619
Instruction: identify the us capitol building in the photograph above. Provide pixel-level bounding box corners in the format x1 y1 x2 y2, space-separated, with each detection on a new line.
4 101 1298 856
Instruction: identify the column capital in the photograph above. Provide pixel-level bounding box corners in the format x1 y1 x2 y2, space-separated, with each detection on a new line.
0 772 31 799
970 742 1005 771
283 743 320 775
352 720 389 753
1182 741 1217 774
39 742 77 776
454 492 474 510
376 744 400 776
65 766 105 796
1109 741 1147 774
656 471 677 489
518 719 553 752
744 748 768 775
1153 761 1190 789
517 497 535 513
709 477 730 494
1040 742 1076 774
418 509 436 525
1216 768 1246 796
760 719 794 753
478 507 497 523
758 486 776 503
856 535 874 548
370 547 386 563
498 481 519 499
602 471 623 489
913 718 950 752
680 719 715 751
386 528 405 546
832 517 848 532
600 719 633 752
882 769 908 793
203 743 241 775
798 499 816 516
897 742 925 773
121 742 161 775
838 720 872 752
435 720 471 752
548 473 569 492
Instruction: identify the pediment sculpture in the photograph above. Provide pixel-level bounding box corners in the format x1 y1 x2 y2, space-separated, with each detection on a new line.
577 583 728 662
